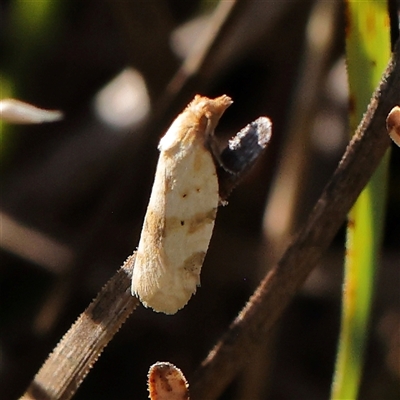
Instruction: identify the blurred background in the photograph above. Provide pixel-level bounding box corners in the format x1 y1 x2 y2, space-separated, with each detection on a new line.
1 1 399 399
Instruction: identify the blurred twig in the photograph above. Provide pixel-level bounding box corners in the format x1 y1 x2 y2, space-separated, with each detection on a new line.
189 39 399 400
0 212 72 273
263 0 339 262
0 99 62 124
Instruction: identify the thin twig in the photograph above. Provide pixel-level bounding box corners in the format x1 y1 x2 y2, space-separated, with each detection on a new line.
189 39 400 399
21 255 138 400
263 0 339 261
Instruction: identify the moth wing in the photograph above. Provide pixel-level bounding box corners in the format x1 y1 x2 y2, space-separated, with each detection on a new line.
131 159 169 299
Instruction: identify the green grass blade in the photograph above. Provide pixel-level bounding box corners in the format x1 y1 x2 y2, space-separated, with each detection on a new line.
331 2 391 399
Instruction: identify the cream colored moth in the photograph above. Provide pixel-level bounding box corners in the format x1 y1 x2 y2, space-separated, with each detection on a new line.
131 95 232 314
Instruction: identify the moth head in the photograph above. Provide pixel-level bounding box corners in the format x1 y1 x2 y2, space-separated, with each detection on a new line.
190 95 232 132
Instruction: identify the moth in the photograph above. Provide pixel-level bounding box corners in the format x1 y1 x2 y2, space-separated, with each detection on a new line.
131 95 232 314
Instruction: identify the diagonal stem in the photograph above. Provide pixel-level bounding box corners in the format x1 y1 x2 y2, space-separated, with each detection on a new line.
189 38 400 400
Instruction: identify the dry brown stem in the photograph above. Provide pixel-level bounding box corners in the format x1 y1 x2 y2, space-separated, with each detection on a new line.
189 39 400 399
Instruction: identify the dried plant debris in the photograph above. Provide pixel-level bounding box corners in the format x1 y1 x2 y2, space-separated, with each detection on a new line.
221 117 272 173
386 105 400 146
218 116 272 198
0 98 63 124
148 362 190 400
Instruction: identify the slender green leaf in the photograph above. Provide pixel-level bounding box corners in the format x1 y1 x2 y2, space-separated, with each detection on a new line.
331 2 391 399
